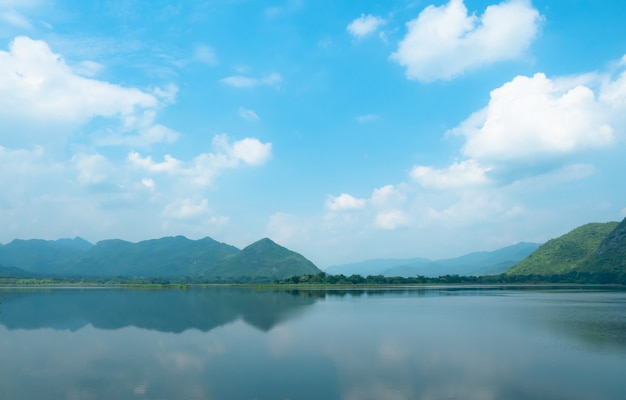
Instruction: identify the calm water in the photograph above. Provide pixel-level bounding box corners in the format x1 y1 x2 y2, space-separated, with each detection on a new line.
1 286 625 400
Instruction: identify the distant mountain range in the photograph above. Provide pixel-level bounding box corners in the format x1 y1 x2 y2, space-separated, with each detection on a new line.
325 242 541 277
0 236 320 281
2 217 625 283
507 218 626 277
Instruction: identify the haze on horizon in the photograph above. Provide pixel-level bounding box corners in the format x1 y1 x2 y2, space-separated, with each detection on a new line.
1 0 625 267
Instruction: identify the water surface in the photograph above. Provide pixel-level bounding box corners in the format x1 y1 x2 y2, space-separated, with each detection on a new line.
1 286 624 399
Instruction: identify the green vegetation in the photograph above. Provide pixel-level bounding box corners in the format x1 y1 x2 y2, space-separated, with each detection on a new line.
274 270 626 285
579 217 626 274
0 236 321 282
2 218 625 286
506 222 619 276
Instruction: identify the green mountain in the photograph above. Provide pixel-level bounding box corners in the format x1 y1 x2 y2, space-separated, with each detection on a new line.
216 238 321 280
0 237 93 275
72 236 240 277
506 221 621 276
0 236 320 281
579 217 626 274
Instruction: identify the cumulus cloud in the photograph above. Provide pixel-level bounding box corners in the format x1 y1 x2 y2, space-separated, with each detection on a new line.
326 193 367 211
220 73 281 88
0 36 178 147
230 137 272 165
390 0 541 82
128 152 182 174
347 14 386 38
0 36 158 122
411 160 492 190
453 73 614 162
128 134 272 186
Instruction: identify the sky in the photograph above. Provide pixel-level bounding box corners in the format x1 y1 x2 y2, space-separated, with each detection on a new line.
1 0 626 268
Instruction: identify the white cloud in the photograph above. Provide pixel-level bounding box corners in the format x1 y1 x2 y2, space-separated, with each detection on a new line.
411 160 491 189
0 36 178 147
347 14 386 38
371 185 407 208
97 110 180 147
128 152 182 174
375 210 410 230
454 73 614 162
390 0 541 82
128 134 272 186
0 36 159 122
141 178 155 190
230 137 272 165
238 107 260 122
71 153 111 185
326 193 367 211
220 73 281 88
600 67 626 110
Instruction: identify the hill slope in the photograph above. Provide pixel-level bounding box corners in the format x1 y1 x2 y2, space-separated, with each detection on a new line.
0 237 93 275
579 217 626 274
0 236 320 281
506 221 620 276
216 238 321 280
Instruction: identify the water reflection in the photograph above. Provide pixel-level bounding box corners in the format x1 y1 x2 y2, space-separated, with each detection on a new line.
0 286 624 400
0 287 320 333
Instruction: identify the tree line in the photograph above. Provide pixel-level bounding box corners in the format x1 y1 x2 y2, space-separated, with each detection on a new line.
274 271 626 285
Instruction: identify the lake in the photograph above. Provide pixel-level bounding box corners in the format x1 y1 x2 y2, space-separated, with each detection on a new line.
0 286 625 399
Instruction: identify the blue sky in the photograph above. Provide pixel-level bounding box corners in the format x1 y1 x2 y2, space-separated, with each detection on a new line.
1 0 626 267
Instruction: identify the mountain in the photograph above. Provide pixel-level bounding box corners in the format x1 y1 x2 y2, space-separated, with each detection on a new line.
0 264 31 277
0 237 94 275
71 236 240 277
579 218 626 274
325 242 540 277
506 221 621 276
0 236 320 281
216 238 321 280
325 257 430 277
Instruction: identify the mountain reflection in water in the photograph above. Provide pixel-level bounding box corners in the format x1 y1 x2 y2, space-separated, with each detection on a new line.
0 287 325 333
0 286 625 400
